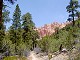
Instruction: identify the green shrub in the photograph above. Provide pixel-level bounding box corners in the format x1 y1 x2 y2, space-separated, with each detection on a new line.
3 56 27 60
3 56 17 60
38 36 60 53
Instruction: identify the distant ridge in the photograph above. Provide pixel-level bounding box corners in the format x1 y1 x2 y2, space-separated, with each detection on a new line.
34 21 71 38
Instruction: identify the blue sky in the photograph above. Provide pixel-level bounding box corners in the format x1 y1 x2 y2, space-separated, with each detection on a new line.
5 0 80 28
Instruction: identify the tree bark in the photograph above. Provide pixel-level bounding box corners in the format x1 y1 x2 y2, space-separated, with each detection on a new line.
72 2 75 26
0 0 3 22
0 0 3 30
59 44 62 52
72 10 75 26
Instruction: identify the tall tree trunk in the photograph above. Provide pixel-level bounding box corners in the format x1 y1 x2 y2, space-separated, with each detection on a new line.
0 0 3 30
72 10 75 26
59 44 62 52
72 2 75 26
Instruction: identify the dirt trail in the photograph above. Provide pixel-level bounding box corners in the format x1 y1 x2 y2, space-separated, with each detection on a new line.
27 51 48 60
27 51 68 60
51 53 68 60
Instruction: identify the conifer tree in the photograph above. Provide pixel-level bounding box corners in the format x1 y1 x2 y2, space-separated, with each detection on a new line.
66 0 80 26
0 0 16 27
0 4 10 52
9 4 22 54
22 12 39 50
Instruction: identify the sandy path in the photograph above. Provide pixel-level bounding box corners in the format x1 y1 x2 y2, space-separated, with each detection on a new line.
27 51 68 60
27 51 42 60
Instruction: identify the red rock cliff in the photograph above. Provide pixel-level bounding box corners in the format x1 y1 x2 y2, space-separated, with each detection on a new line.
34 21 71 38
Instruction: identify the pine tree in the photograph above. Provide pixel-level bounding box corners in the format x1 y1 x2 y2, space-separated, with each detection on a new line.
12 4 21 30
0 4 10 52
9 4 22 54
22 12 38 50
0 0 16 26
66 0 80 26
